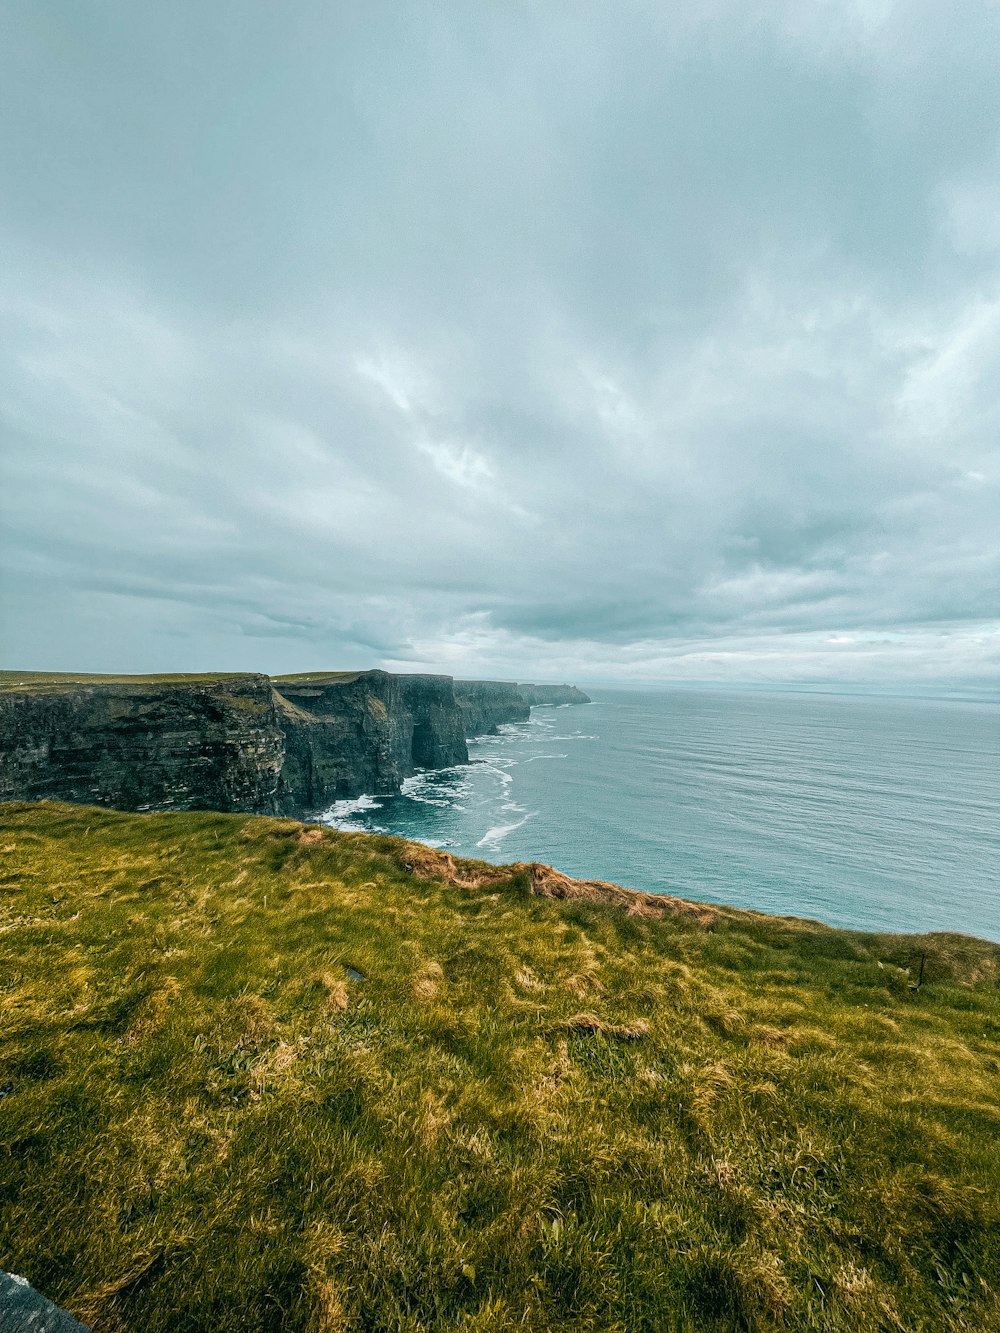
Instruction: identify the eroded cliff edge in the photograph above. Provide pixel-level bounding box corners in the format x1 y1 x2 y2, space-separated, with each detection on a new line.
273 671 468 813
452 680 592 734
517 683 591 706
453 680 531 735
0 671 589 818
0 674 284 815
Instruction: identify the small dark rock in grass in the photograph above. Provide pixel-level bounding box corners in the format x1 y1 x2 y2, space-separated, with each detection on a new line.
0 1272 90 1332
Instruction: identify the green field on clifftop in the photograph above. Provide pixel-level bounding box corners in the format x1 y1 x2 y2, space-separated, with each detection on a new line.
0 670 363 693
0 671 257 693
1 803 998 1332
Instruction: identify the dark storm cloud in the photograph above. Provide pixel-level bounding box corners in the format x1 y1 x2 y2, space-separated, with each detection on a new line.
1 1 998 684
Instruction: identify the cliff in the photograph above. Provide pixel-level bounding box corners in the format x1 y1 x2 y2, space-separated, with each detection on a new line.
517 682 592 706
0 674 284 815
453 679 530 735
273 671 468 811
0 670 554 819
0 670 589 820
452 680 592 735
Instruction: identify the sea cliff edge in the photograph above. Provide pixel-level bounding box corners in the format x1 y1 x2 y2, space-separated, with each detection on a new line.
0 671 589 819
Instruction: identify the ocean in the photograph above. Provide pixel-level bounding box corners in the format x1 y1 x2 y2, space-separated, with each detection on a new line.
320 687 1000 942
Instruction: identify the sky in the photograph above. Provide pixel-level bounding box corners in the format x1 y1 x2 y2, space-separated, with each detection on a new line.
1 2 999 688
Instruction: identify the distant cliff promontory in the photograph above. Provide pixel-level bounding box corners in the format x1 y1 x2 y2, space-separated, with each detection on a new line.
517 682 592 706
0 671 589 818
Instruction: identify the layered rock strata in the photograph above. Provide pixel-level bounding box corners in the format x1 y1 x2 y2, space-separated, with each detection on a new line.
453 680 531 736
0 671 586 819
273 671 468 810
0 675 284 815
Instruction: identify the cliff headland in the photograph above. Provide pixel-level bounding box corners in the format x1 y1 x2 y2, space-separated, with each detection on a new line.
0 671 589 819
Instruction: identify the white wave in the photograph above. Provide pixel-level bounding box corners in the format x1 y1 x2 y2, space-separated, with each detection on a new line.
477 761 515 789
325 817 389 833
474 734 528 749
399 767 476 809
401 786 469 808
401 763 472 782
522 752 569 763
476 810 536 850
319 792 386 831
323 793 382 818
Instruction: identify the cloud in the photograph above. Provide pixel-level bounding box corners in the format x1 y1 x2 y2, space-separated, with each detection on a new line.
0 1 998 686
416 440 494 491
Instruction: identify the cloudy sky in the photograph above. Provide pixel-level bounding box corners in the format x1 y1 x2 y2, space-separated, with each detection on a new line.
2 2 998 686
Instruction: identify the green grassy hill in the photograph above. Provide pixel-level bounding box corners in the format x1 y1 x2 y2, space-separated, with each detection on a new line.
1 803 998 1332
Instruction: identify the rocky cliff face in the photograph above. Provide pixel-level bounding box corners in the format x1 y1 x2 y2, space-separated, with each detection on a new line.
453 680 531 735
274 671 467 811
0 670 588 820
0 675 284 814
517 683 592 706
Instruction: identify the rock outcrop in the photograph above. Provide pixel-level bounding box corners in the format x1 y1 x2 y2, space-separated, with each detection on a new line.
0 670 588 820
0 1271 90 1332
453 680 530 736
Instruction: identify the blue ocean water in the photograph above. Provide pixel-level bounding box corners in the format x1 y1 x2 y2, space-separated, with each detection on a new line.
320 688 1000 942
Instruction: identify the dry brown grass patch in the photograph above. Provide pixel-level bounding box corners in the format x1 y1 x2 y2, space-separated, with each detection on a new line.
414 1088 451 1146
564 969 604 998
413 960 444 1002
750 1024 788 1047
563 1012 650 1041
318 972 349 1015
513 966 544 991
401 841 721 924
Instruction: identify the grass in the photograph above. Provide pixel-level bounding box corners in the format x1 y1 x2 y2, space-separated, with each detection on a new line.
0 670 366 695
1 802 998 1332
271 673 367 684
0 672 260 693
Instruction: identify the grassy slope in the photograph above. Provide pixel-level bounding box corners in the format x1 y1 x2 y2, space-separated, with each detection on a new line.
1 803 998 1333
